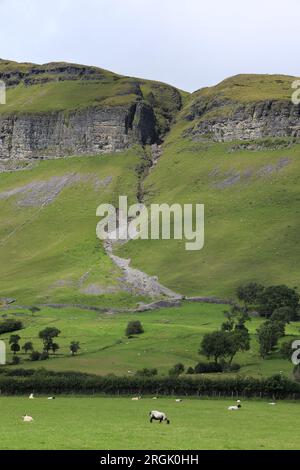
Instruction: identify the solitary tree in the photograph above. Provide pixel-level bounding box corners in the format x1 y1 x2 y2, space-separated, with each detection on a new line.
70 341 80 356
39 327 61 352
200 331 233 364
22 341 33 354
257 320 285 358
9 334 21 355
125 321 144 337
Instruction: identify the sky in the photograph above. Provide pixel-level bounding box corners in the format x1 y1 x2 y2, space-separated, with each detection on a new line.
0 0 299 92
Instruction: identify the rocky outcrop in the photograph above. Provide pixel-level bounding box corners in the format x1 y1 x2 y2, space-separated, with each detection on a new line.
186 99 300 142
0 101 159 160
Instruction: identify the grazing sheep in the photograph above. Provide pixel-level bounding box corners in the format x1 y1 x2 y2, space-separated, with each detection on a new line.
29 393 34 399
47 396 56 400
175 399 182 403
152 397 158 400
149 410 170 424
269 402 276 406
131 396 141 401
228 400 242 411
22 414 34 422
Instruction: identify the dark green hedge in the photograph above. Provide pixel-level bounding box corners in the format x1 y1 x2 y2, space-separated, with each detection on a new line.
0 368 299 398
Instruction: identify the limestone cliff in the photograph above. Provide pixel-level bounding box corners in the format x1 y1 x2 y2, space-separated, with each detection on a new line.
0 60 182 161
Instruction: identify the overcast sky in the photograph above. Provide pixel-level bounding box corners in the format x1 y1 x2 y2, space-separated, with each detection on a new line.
0 0 299 92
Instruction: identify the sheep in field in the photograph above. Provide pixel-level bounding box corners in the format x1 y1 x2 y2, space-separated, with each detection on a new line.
22 414 34 422
228 400 242 411
47 396 56 400
29 393 34 399
131 396 141 401
149 410 170 424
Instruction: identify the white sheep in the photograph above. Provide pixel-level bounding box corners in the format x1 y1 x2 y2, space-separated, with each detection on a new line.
47 396 56 400
228 400 242 411
131 396 141 401
22 414 34 422
175 399 182 402
149 410 170 424
29 393 34 399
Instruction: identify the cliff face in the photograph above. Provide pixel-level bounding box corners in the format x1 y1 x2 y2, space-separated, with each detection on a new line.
0 102 157 160
0 60 182 162
186 100 300 142
184 74 300 142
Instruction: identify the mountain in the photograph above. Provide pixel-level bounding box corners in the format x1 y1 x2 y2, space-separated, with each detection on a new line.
0 62 299 306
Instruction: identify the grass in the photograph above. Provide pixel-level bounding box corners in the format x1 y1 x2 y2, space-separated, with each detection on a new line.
118 134 300 297
0 396 299 450
0 148 149 307
1 302 298 378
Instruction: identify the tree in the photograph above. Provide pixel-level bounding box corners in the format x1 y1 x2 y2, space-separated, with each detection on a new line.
50 343 60 354
125 321 144 337
236 282 264 306
9 334 20 355
271 306 297 324
38 327 61 352
22 341 33 354
10 342 20 355
70 341 80 356
258 285 299 317
200 331 234 364
222 304 250 332
257 320 285 358
169 363 185 376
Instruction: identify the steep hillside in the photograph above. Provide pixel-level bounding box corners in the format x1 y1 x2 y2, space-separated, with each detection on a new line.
0 59 183 163
118 75 300 296
0 67 299 305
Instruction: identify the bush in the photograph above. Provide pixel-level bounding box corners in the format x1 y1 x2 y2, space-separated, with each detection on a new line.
221 362 241 372
0 319 23 335
169 363 185 377
135 368 158 378
186 367 195 375
0 370 299 398
40 351 49 361
11 356 20 365
30 351 42 361
194 362 223 373
125 321 144 337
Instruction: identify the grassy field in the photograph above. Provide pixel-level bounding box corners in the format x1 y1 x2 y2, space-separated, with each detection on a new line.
1 302 298 377
0 396 299 450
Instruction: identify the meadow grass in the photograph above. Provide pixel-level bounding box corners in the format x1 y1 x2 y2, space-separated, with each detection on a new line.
0 396 299 450
1 302 298 378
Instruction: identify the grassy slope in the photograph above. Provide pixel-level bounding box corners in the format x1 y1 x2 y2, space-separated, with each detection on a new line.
0 397 299 450
2 302 298 378
0 149 150 307
118 76 300 297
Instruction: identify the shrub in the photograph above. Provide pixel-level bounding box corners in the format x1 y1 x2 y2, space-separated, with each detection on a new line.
40 351 49 361
30 351 41 361
0 319 23 334
125 321 144 337
135 368 158 377
186 367 195 375
194 362 223 374
11 356 20 365
169 363 185 377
